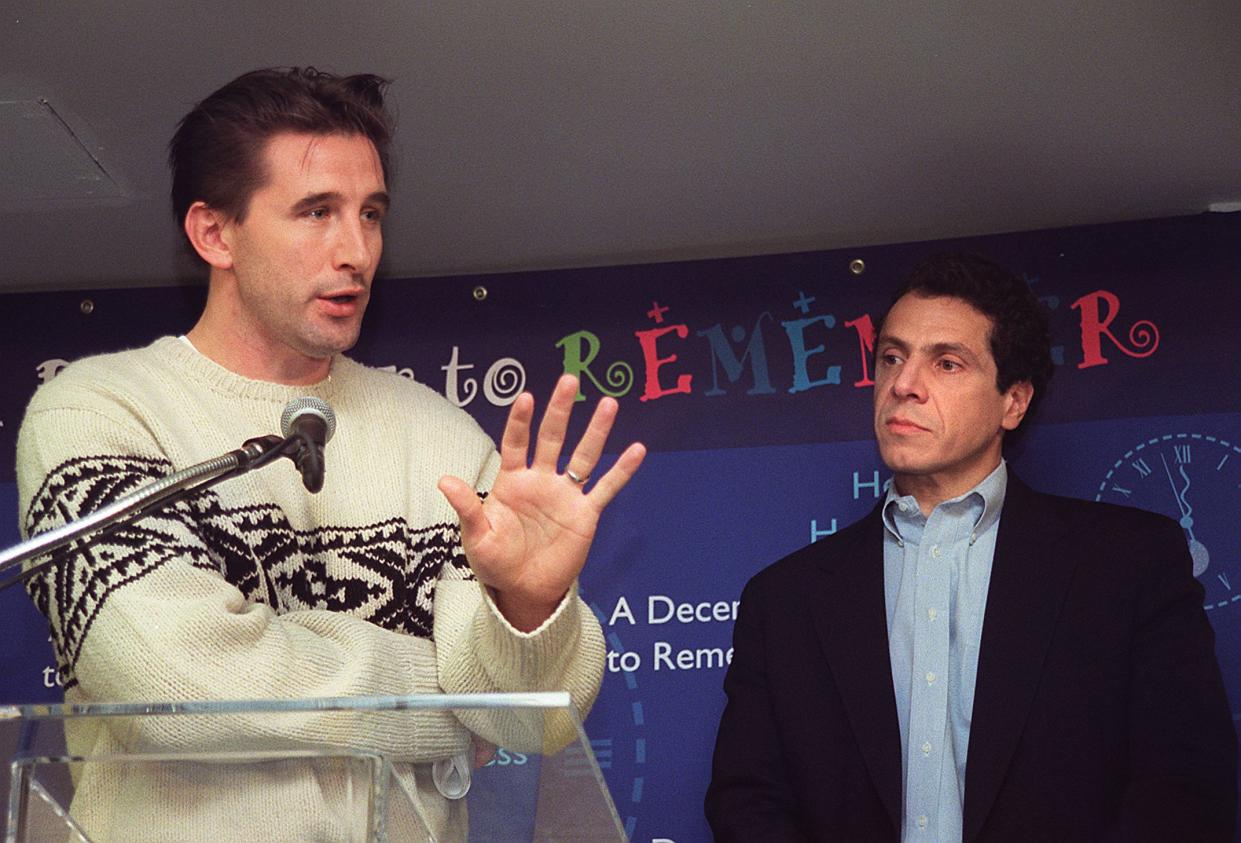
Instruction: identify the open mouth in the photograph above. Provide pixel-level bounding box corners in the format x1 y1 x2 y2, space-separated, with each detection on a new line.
317 292 363 316
319 290 363 305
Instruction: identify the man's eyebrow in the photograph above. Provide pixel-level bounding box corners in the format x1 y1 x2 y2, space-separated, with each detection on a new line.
925 341 980 361
367 191 391 212
875 333 909 352
875 335 981 361
292 192 342 212
291 191 391 212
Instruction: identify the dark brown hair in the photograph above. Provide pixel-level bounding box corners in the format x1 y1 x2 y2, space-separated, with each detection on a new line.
884 252 1055 421
169 67 393 245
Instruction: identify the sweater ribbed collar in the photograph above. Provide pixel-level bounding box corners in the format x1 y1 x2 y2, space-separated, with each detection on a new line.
154 335 350 403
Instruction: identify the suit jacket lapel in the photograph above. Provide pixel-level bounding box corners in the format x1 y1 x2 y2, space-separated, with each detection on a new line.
809 506 903 835
963 476 1077 842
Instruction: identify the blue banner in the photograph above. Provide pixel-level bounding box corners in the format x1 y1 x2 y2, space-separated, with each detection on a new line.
1 212 1238 841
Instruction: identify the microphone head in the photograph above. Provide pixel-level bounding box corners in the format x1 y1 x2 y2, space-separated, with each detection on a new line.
280 396 337 443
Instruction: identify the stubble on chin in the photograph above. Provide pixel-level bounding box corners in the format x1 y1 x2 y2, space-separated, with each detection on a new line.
300 329 361 360
298 305 367 358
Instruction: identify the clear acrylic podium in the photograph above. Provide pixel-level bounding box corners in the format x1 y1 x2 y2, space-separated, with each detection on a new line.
0 691 626 842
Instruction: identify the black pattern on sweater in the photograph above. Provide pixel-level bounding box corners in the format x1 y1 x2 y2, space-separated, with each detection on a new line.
24 454 472 688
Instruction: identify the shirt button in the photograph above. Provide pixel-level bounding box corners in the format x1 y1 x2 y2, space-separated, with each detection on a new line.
921 741 932 755
931 545 941 558
898 501 909 512
926 672 936 684
927 608 938 621
917 814 928 829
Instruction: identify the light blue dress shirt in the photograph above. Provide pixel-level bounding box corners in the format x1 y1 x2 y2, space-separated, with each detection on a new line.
882 461 1007 842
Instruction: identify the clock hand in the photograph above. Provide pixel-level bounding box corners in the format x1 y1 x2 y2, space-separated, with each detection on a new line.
1175 464 1193 520
1160 456 1207 574
1169 462 1205 548
1160 454 1191 519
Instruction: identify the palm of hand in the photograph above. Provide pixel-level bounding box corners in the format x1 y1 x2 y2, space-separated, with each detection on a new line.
466 464 601 611
437 375 645 632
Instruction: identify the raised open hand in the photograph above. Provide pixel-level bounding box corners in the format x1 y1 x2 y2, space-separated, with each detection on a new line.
437 374 646 631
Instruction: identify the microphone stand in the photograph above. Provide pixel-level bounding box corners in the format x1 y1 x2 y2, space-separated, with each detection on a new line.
0 434 301 592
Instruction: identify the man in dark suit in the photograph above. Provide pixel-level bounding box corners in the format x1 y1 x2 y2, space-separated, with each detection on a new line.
705 253 1237 842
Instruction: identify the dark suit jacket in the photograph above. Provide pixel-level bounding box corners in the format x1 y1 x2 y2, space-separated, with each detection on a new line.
705 476 1237 842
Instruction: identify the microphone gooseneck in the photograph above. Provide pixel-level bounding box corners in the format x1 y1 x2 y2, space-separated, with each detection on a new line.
0 404 337 591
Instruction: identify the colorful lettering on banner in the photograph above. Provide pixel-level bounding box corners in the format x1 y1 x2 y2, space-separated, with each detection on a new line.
1071 289 1161 369
844 314 876 387
556 286 1168 408
697 315 776 397
554 330 634 402
433 347 527 407
781 314 841 394
635 315 693 402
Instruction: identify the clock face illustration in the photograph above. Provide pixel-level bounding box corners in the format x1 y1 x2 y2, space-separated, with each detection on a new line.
1095 434 1241 616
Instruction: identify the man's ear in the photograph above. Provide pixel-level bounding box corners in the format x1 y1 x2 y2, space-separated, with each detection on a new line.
183 201 235 270
1000 380 1034 431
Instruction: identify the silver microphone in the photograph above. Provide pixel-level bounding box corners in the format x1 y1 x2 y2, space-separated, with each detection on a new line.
280 397 336 492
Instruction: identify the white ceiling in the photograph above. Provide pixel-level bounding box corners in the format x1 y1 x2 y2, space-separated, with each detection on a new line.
3 2 1240 292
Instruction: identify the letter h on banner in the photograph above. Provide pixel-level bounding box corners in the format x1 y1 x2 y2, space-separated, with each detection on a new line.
854 470 882 499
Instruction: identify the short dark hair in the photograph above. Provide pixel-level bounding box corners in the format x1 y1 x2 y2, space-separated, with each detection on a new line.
169 67 393 244
884 252 1054 420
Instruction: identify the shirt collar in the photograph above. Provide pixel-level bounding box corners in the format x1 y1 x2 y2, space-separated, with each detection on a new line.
882 460 1008 547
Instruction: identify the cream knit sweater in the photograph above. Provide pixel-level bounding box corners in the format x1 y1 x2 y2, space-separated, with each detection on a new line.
16 336 606 841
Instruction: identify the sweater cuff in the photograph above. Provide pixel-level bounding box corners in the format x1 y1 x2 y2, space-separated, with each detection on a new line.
473 580 583 684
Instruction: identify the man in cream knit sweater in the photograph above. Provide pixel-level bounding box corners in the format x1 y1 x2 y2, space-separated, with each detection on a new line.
16 68 645 841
